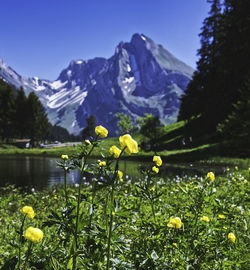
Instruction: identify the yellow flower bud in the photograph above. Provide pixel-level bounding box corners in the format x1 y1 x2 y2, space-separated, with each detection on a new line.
200 216 210 222
167 217 183 229
109 145 121 158
228 232 236 243
85 139 91 145
61 154 69 160
218 214 225 219
95 125 108 138
153 155 162 167
117 170 123 182
21 206 35 219
99 161 106 167
235 166 238 170
24 227 43 243
152 166 159 173
119 134 138 155
206 172 215 181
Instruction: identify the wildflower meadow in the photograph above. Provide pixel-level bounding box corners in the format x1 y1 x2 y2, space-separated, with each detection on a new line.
0 126 249 269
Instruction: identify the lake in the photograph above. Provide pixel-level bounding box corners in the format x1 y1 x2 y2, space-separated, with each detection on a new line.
0 155 229 190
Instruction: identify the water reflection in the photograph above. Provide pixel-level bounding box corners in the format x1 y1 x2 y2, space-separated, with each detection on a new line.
0 156 229 190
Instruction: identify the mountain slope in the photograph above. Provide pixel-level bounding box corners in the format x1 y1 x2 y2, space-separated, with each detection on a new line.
0 33 194 136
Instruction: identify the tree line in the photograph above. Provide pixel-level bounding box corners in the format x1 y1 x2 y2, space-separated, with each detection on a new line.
178 0 250 144
0 79 79 145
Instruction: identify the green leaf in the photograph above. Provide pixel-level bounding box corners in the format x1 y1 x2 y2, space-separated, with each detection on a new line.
0 257 18 270
50 256 61 270
67 257 73 270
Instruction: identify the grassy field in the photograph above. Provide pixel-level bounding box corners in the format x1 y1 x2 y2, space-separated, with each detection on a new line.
0 128 249 269
0 160 249 269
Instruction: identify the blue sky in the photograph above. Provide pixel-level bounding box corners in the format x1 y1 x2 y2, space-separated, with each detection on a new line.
0 0 210 80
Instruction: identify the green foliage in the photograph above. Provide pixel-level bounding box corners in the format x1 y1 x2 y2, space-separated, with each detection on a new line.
179 0 250 137
82 115 96 139
0 137 249 269
115 113 137 135
137 114 164 152
48 125 81 142
217 73 250 142
0 81 15 142
26 92 50 144
0 80 51 143
14 88 28 139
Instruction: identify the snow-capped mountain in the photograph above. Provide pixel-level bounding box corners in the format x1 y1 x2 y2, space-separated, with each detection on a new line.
0 33 194 136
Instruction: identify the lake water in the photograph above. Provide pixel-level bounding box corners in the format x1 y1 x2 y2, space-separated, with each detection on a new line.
0 155 228 190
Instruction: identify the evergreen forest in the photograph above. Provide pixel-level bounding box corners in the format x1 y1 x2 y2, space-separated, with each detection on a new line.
0 79 79 145
178 0 250 151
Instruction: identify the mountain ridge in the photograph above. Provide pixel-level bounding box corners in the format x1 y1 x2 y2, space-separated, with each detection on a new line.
0 33 194 136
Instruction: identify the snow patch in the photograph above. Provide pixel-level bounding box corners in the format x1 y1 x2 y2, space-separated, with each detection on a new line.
35 85 46 91
123 77 134 84
76 60 83 64
67 70 72 77
127 64 131 72
141 35 146 41
50 80 67 89
71 120 77 127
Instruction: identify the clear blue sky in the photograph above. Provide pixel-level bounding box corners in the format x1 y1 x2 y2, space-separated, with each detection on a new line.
0 0 210 81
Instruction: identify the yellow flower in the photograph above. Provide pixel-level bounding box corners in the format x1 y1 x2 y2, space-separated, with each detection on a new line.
153 155 162 167
119 134 138 155
54 195 58 200
152 166 159 173
85 139 91 145
95 125 108 138
167 217 183 229
248 167 250 172
206 172 215 181
117 170 123 182
233 178 237 182
172 243 177 247
109 145 121 158
61 154 69 160
218 214 225 219
228 232 236 243
235 166 238 170
200 216 210 222
99 161 106 167
21 206 35 219
244 180 248 184
24 227 43 243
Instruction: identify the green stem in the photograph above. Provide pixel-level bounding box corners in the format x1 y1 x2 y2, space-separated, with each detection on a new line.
106 148 125 270
17 215 26 270
72 141 96 270
64 169 68 208
87 188 96 253
150 199 156 223
23 242 33 270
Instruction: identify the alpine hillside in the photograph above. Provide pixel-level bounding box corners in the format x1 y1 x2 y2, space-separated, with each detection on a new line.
0 33 194 136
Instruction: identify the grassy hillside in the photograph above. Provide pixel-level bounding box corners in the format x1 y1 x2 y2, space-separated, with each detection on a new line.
0 120 249 162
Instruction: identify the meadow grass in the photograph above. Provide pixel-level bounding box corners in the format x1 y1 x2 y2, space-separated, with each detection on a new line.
0 136 249 269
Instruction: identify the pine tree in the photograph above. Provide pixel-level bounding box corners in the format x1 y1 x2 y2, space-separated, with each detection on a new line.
14 87 28 138
82 115 96 139
0 83 16 141
217 73 250 140
178 0 250 137
178 0 222 124
26 92 50 146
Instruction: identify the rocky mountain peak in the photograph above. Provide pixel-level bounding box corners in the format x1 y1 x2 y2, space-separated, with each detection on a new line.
0 34 194 136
